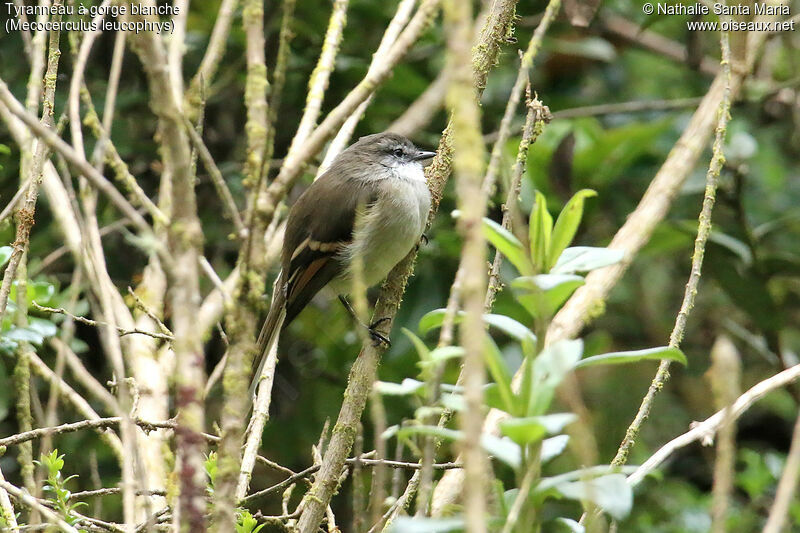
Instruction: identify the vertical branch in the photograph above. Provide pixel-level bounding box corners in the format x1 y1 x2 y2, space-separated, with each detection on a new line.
185 0 239 118
128 13 205 533
221 0 273 513
709 336 740 533
441 1 488 532
0 465 17 529
763 408 800 533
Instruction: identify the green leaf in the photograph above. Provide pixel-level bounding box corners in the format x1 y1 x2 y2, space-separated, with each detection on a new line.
499 414 578 446
440 393 465 412
427 346 465 364
553 518 585 532
530 191 553 272
544 474 633 520
0 246 11 268
397 426 521 469
417 346 464 379
527 340 584 416
2 327 44 346
552 247 624 275
375 378 426 396
418 310 536 357
418 309 448 335
547 190 597 270
482 217 534 276
542 435 570 463
402 328 431 362
484 337 517 416
512 275 585 320
27 317 57 339
480 434 522 468
575 346 687 369
483 314 537 358
10 280 56 306
389 517 464 533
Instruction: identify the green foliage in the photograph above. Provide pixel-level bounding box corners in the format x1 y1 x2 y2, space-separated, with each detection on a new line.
235 510 266 533
383 191 686 530
35 450 88 530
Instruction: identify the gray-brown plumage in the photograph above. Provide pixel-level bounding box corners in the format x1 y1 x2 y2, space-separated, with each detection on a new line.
251 133 436 395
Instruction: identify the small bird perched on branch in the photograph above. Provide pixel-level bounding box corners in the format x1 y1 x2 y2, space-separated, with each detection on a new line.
251 132 436 395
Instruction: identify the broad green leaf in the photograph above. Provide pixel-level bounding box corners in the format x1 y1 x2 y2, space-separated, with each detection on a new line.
512 275 585 319
0 246 11 267
546 474 633 520
402 328 431 362
552 247 625 275
389 517 464 533
500 414 578 446
484 383 506 412
440 393 465 412
547 190 597 269
480 434 522 468
2 326 44 345
428 346 465 364
484 337 517 416
418 310 536 356
27 317 57 339
575 346 687 369
375 378 425 396
482 217 534 276
418 308 448 335
528 339 584 416
398 426 521 469
417 346 464 377
10 280 55 307
397 425 462 442
553 518 585 533
530 191 553 272
542 435 570 463
483 314 537 357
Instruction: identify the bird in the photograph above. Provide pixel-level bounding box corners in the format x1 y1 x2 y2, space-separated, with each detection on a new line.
250 132 436 395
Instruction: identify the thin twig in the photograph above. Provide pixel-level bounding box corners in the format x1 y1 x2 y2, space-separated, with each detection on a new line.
33 303 173 341
185 0 239 117
627 363 800 486
241 459 462 504
0 176 34 224
552 97 704 119
0 416 220 449
182 117 245 235
763 407 800 533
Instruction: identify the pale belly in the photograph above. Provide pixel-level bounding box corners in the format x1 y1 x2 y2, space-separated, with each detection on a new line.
330 177 430 294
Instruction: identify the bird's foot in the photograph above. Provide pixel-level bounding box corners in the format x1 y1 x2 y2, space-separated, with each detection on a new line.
416 233 429 251
368 317 392 347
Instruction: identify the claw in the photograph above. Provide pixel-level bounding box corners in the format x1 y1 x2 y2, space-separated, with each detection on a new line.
369 317 392 346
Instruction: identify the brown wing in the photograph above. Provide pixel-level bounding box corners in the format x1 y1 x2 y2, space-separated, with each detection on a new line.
280 171 377 325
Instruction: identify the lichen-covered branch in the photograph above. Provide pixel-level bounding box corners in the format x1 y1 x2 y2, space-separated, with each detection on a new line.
442 0 489 530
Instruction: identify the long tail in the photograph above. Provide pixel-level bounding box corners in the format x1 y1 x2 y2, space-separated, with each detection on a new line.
249 273 287 398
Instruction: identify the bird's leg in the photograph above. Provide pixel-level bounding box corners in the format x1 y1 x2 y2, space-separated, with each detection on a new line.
415 233 429 251
338 295 392 347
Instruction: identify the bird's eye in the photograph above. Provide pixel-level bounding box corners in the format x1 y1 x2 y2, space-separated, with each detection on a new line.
392 148 404 158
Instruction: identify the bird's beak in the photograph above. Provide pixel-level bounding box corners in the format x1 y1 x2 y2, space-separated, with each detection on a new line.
412 150 437 165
